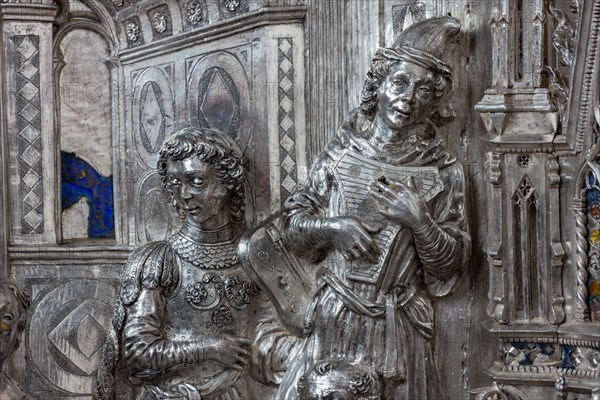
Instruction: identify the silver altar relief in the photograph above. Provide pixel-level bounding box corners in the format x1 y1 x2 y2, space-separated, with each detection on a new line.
1 1 600 399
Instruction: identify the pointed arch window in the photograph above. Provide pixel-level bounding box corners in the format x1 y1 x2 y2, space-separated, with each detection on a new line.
512 175 541 320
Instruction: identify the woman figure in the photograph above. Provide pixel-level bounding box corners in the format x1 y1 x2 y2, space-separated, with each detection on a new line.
95 128 290 400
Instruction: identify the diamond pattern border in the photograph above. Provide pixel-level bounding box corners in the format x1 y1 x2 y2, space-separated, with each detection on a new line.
14 35 43 234
278 38 297 202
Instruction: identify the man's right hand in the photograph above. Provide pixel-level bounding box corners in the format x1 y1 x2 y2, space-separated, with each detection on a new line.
323 216 379 263
202 334 251 370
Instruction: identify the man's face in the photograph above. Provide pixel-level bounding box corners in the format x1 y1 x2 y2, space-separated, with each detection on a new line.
0 287 20 365
376 61 437 131
166 156 229 229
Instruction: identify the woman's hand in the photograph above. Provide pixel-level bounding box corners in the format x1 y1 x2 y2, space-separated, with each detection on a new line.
369 176 429 228
202 334 251 370
323 216 379 262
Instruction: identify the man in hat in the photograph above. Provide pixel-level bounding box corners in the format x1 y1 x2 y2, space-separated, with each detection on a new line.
276 17 471 399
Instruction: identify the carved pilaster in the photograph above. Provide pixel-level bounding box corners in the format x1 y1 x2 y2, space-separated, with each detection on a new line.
474 1 570 398
1 2 59 248
573 197 590 322
547 155 565 325
485 152 508 324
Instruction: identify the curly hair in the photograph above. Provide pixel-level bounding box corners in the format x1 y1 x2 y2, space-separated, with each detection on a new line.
359 55 452 120
0 279 31 351
157 127 246 232
297 358 382 400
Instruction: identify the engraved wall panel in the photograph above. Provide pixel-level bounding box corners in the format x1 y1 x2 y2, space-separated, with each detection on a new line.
26 279 117 398
131 65 176 168
186 50 250 141
1 4 308 400
8 261 126 399
304 0 347 160
121 25 305 239
135 172 175 243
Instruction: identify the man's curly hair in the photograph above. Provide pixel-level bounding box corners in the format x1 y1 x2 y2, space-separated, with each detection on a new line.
157 127 246 232
0 279 31 351
297 358 382 400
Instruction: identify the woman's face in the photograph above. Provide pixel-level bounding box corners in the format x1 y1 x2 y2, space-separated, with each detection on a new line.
166 156 230 230
376 61 437 131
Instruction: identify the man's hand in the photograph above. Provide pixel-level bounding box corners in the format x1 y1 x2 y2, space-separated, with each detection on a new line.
369 176 429 228
323 216 379 262
202 334 251 370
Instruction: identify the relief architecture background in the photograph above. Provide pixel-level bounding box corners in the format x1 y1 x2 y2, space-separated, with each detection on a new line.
0 0 599 399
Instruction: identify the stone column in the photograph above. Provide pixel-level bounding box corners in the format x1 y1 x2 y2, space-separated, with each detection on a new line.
1 0 59 253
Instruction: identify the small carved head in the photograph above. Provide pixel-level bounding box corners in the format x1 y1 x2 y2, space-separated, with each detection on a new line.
157 128 246 232
297 358 382 400
0 280 30 364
